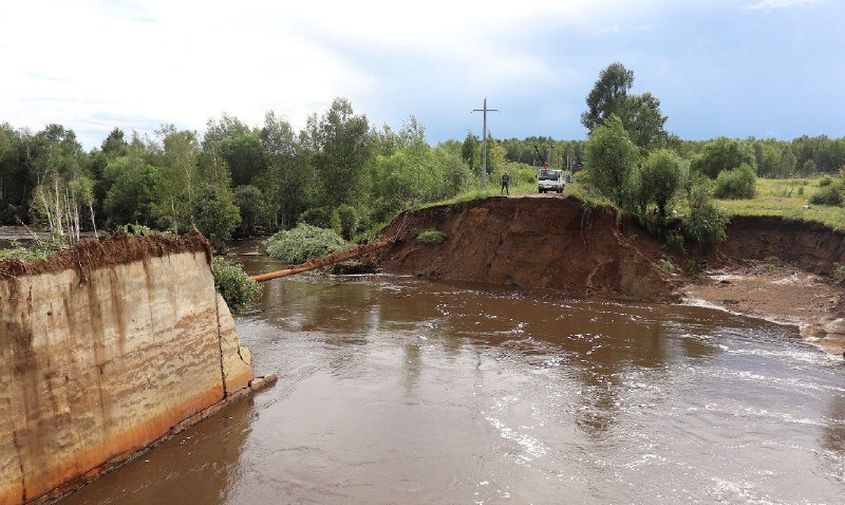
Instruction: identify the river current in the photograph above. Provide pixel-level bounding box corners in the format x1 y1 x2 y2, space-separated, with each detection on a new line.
62 243 845 504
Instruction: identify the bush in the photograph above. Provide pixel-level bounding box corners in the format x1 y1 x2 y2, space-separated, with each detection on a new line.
334 204 357 240
819 175 833 187
299 207 336 229
637 149 686 216
265 223 347 264
713 164 756 199
416 229 447 245
683 182 729 244
809 184 844 206
834 265 845 282
583 115 640 206
690 137 756 179
211 257 262 314
655 257 677 276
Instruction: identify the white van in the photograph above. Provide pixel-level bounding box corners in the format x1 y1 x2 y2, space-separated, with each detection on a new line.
538 169 564 193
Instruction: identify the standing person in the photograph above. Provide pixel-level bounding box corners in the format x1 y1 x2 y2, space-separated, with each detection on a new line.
501 171 510 195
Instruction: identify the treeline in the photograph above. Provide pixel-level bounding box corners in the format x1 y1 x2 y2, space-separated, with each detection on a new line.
499 135 845 178
0 99 507 248
3 64 844 250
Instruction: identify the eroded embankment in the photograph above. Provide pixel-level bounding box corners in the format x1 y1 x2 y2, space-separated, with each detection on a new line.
376 196 675 301
374 196 845 346
0 233 268 505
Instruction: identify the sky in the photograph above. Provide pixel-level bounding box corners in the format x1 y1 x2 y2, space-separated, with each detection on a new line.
0 0 843 149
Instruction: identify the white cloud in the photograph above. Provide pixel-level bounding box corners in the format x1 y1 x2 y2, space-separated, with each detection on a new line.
744 0 819 10
0 0 663 147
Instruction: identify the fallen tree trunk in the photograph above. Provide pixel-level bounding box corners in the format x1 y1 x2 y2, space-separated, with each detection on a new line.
250 238 392 283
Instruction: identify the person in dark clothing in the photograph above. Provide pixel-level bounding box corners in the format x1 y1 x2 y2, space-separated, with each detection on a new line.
501 171 510 195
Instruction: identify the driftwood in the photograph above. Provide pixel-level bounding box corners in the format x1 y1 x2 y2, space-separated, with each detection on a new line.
250 238 392 283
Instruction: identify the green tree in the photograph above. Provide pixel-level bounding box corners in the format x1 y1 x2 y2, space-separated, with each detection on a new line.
623 92 668 151
152 125 200 231
583 115 640 206
103 155 161 227
780 145 797 177
260 111 315 228
192 183 241 251
581 62 634 132
639 149 686 216
461 131 479 171
713 164 757 199
303 98 371 207
690 137 757 178
101 128 128 158
581 63 667 151
233 185 265 236
202 115 267 187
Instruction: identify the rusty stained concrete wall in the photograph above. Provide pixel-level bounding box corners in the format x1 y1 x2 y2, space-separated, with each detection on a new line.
0 250 254 504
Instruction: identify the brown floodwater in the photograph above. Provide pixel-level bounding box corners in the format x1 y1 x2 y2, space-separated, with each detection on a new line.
61 241 845 504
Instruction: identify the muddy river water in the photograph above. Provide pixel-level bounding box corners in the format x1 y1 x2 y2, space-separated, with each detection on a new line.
62 245 845 504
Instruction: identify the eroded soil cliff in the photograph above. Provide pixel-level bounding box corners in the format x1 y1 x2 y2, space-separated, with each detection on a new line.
375 196 675 301
373 195 845 347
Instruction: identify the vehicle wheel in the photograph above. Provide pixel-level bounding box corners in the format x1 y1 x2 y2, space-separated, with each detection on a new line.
539 189 544 194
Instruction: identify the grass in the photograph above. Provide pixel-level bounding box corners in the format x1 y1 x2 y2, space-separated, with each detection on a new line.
715 177 845 231
416 229 447 244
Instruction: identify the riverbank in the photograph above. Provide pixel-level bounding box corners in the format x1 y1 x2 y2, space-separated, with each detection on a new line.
682 262 845 354
372 195 845 352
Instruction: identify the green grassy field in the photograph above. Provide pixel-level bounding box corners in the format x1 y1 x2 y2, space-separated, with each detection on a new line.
414 176 845 232
715 177 845 231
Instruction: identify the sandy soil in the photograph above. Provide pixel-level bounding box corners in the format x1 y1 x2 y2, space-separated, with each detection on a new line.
682 262 845 355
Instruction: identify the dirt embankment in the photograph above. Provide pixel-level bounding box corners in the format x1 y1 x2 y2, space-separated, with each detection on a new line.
373 196 845 349
0 232 272 505
375 196 675 301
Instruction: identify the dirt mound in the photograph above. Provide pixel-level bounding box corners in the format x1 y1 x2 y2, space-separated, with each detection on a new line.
0 230 211 279
374 196 676 301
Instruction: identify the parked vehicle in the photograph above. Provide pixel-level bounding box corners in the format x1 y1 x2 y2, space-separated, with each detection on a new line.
538 169 564 193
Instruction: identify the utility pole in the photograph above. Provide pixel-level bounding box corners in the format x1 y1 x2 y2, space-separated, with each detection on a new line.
472 98 498 190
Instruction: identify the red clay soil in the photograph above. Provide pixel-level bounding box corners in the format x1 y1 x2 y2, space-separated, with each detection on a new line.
0 230 211 279
374 196 676 301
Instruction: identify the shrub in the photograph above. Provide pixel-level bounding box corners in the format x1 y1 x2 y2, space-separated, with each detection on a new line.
299 207 336 229
819 175 833 187
211 257 262 314
265 223 347 264
334 204 357 240
683 182 728 244
797 186 804 196
655 257 677 276
713 164 756 199
809 185 844 206
637 149 686 216
416 229 447 245
834 265 845 282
